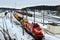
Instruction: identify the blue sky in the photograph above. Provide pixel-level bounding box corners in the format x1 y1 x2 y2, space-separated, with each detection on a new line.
0 0 60 9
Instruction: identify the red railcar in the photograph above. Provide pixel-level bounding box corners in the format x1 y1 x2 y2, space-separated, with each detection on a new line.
13 13 44 40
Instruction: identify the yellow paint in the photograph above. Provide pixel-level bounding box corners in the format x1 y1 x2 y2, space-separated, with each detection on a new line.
13 13 19 19
21 19 28 27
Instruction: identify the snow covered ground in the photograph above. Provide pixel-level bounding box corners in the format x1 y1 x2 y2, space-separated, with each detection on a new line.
0 13 33 40
0 12 60 40
28 11 60 23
